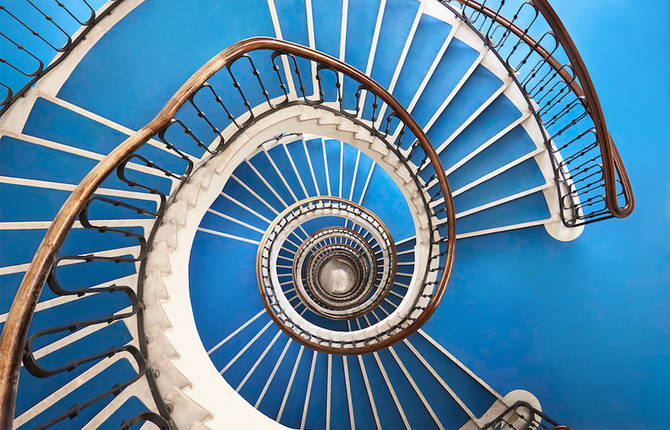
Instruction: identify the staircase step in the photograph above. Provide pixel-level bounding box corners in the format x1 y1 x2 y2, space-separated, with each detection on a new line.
361 0 422 119
273 0 315 97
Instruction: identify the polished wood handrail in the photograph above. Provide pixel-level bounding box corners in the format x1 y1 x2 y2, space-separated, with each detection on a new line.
0 37 456 426
451 0 634 219
257 197 402 351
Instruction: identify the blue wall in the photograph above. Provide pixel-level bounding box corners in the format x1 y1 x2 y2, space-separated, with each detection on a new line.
425 2 669 428
1 0 667 428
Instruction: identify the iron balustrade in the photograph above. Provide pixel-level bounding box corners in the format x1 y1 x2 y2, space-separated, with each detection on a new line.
0 0 126 116
441 0 634 226
0 37 456 428
483 401 574 430
0 0 633 226
0 0 622 425
17 118 200 429
257 197 402 347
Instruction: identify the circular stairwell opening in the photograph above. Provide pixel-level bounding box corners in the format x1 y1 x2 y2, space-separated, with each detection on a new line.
317 256 358 296
143 102 455 425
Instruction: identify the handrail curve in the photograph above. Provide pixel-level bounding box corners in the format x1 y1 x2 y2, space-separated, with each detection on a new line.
448 0 634 222
0 36 456 427
0 0 632 423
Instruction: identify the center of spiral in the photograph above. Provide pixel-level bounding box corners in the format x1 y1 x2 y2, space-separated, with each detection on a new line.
318 257 357 295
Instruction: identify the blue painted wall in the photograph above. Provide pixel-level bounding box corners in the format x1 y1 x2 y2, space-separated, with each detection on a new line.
424 2 670 428
0 0 667 428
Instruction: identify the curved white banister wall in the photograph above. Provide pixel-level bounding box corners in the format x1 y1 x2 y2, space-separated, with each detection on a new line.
0 0 597 427
142 103 439 425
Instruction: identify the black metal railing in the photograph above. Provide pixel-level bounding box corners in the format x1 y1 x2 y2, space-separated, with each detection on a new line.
163 41 455 355
257 197 402 347
0 0 126 116
298 227 380 315
1 0 634 229
0 37 456 427
441 0 634 226
484 401 573 430
17 120 201 428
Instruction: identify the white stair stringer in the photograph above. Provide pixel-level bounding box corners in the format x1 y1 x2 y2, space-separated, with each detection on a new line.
140 180 219 427
283 111 441 335
141 104 444 427
0 0 577 425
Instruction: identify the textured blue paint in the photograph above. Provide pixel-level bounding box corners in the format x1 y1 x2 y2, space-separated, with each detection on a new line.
0 0 107 93
455 192 550 234
303 352 328 429
342 0 383 109
257 340 302 418
0 258 136 321
411 38 479 128
227 161 285 212
221 178 277 222
199 210 263 242
208 313 271 372
304 137 330 196
0 226 144 268
0 136 172 195
208 194 268 232
249 150 295 205
446 125 538 191
406 332 495 418
58 0 276 129
222 325 280 389
312 0 342 58
346 355 377 429
279 347 313 428
329 355 351 430
361 165 414 241
453 158 545 213
188 231 264 351
266 143 306 200
21 359 136 428
0 1 665 429
361 352 404 428
237 334 291 405
23 97 191 172
362 0 420 118
0 184 69 222
379 347 436 428
428 67 504 153
393 14 452 108
27 291 132 351
284 139 319 197
324 139 342 198
393 340 471 427
339 142 359 200
348 152 375 204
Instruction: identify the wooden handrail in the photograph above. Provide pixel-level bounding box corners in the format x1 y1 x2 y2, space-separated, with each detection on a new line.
451 0 634 219
0 37 456 427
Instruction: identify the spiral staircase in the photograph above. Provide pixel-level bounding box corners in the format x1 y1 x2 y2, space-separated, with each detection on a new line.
0 0 636 429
